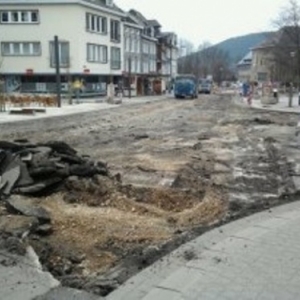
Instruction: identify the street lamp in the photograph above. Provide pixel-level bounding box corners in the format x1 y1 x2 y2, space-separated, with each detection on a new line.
219 67 223 87
288 51 295 107
292 51 300 105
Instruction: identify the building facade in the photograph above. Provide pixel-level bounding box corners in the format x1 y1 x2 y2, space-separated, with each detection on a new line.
0 0 178 96
0 0 125 94
125 9 159 96
236 51 252 82
157 32 178 92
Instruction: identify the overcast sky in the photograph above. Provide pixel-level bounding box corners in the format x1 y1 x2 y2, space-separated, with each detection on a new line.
115 0 288 46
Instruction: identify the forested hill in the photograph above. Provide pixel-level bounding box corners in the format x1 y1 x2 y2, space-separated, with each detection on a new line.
214 32 273 63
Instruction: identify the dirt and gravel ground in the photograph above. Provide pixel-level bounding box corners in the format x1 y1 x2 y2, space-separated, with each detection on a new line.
1 93 300 296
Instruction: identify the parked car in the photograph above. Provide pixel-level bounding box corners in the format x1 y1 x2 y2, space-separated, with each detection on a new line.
174 74 198 99
198 78 212 94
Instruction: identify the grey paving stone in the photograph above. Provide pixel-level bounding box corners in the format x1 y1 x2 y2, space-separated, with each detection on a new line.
34 287 100 300
106 201 300 300
141 287 183 300
157 266 205 291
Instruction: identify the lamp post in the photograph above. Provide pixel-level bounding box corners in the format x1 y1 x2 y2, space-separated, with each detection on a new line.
289 51 296 107
54 35 61 108
219 67 223 87
128 55 132 99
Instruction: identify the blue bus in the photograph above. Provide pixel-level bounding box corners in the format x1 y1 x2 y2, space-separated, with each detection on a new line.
174 74 198 99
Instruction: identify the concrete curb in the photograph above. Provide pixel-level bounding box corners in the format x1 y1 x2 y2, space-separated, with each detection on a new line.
232 96 300 115
0 96 168 125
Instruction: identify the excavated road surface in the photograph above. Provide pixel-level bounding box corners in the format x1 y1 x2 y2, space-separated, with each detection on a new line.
1 94 300 297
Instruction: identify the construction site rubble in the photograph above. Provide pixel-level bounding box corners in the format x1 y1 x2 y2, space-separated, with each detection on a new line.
0 140 111 248
0 140 109 198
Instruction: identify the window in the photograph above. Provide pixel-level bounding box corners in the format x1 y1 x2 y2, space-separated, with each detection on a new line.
111 47 121 69
0 10 39 23
125 37 130 52
257 72 267 81
130 38 134 52
143 41 149 54
49 41 70 67
87 44 107 63
11 12 19 22
31 11 38 22
1 42 41 56
21 11 29 22
13 43 20 55
1 12 8 22
22 43 30 55
110 20 120 42
86 13 107 34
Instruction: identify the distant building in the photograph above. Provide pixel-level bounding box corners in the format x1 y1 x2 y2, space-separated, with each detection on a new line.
157 32 178 92
236 52 252 82
126 9 159 95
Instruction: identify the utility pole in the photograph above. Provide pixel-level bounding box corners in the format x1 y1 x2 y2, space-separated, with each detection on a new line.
170 41 173 93
298 49 300 105
128 56 132 99
54 35 61 108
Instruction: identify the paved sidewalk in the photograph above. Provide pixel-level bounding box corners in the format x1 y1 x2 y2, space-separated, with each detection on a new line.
235 94 300 113
0 95 168 124
106 200 300 300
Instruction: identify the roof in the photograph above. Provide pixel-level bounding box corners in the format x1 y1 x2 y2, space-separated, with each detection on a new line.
129 9 148 24
0 0 126 16
237 51 252 66
251 32 277 50
158 31 175 38
251 29 300 51
84 0 124 13
123 13 143 29
128 9 160 28
146 19 161 27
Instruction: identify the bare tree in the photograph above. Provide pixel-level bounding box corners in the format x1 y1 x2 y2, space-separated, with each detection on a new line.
178 38 194 57
177 38 195 75
271 0 300 86
177 38 232 81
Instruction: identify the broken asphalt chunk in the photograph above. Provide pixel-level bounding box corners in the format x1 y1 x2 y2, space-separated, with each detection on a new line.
5 195 51 223
41 141 77 156
0 141 24 152
70 164 100 177
15 161 34 187
15 177 63 195
1 165 21 195
56 153 85 165
0 215 39 237
0 139 109 199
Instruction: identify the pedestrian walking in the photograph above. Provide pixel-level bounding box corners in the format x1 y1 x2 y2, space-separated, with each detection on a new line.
247 82 253 106
73 78 83 104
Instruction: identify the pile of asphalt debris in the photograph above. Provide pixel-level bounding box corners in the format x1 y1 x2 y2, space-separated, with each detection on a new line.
0 139 109 198
0 139 110 243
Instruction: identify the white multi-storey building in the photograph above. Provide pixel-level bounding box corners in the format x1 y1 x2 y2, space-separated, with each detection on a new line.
125 9 159 96
123 13 142 96
157 32 178 92
0 0 125 94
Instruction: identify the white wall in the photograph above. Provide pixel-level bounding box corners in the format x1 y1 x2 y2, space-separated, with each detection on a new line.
0 3 124 75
